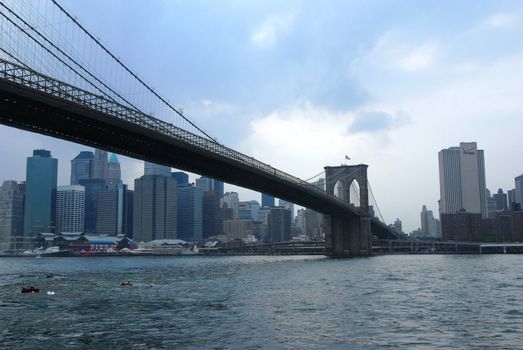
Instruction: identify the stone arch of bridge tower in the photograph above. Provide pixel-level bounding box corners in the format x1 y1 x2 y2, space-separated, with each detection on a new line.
324 165 369 214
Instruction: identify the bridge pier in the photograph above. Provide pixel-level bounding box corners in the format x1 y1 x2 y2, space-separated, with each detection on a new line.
324 165 371 257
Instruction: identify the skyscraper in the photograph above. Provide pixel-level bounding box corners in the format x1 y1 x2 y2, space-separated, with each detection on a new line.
222 192 239 219
278 199 294 220
144 161 171 177
195 176 213 192
78 178 106 233
493 188 508 211
70 151 93 185
24 150 58 236
96 184 133 237
268 206 291 242
438 142 487 218
515 175 523 208
172 172 189 188
107 154 122 186
133 175 177 242
420 205 440 238
213 179 224 198
261 193 275 207
0 181 24 248
202 191 222 238
92 149 108 181
55 185 85 234
177 185 203 242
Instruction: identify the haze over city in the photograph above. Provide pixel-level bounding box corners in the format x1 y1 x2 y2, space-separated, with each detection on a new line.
0 0 522 232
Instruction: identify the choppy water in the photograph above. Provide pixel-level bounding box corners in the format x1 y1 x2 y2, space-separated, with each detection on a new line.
1 255 523 349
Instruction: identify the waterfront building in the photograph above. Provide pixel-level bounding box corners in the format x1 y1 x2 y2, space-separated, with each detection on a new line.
133 175 177 242
493 188 508 212
278 199 294 220
172 172 189 188
268 206 291 242
24 149 58 237
515 175 523 208
261 193 275 207
223 219 254 239
96 184 133 237
420 205 440 238
92 149 108 182
56 185 85 234
107 154 122 186
438 142 487 218
144 161 171 177
222 192 239 219
202 191 221 238
70 151 93 185
440 211 483 241
177 185 203 242
0 181 24 249
296 208 323 239
78 178 106 234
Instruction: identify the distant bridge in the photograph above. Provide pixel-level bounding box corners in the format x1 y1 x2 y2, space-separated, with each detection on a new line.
0 1 399 256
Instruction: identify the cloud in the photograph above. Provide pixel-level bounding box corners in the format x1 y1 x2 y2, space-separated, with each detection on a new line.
485 13 518 29
400 43 439 72
349 111 409 133
250 11 296 48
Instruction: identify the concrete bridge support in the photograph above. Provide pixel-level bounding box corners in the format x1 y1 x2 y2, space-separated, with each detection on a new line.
324 165 371 257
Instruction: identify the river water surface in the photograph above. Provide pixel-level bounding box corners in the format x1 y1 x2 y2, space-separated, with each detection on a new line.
1 255 522 349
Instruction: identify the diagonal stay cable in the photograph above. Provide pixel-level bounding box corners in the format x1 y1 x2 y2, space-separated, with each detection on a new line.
51 0 220 144
0 1 144 113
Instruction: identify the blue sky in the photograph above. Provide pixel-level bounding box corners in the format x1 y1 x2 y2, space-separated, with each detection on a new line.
0 0 522 232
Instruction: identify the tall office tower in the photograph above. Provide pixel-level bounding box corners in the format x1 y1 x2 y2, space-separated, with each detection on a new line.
70 151 93 185
438 142 487 218
420 205 430 235
261 193 275 207
249 200 260 221
144 161 171 177
196 176 213 192
508 189 517 211
268 206 291 242
515 175 523 208
493 188 508 211
55 185 85 234
202 191 222 238
278 199 294 220
222 192 239 219
24 149 58 236
96 184 133 237
92 149 108 181
172 172 189 188
133 175 177 242
177 185 203 242
0 181 24 248
213 179 224 198
107 154 122 186
78 178 106 233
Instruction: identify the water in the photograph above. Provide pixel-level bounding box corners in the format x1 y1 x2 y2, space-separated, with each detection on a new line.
1 255 522 349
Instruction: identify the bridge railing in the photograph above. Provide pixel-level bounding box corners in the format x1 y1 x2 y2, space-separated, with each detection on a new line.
0 59 352 209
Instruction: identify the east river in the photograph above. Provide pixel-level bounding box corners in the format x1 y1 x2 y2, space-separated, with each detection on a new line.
1 255 522 349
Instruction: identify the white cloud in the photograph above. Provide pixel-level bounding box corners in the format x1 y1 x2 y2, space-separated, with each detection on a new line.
400 43 439 72
486 13 518 28
250 12 296 48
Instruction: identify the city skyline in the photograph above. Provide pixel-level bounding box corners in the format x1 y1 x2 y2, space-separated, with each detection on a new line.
0 0 522 232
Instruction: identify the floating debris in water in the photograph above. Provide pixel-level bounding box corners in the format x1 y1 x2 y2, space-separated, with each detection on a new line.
21 286 40 293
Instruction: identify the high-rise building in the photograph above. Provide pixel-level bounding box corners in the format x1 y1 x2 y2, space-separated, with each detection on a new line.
195 177 213 192
213 179 224 198
515 175 523 208
222 192 239 219
70 151 93 185
144 161 171 177
107 154 122 186
96 184 133 237
92 149 108 181
202 191 221 238
261 193 275 207
177 185 203 242
296 208 323 239
78 178 106 234
133 175 177 242
268 206 291 242
278 199 294 220
172 172 189 188
0 181 24 248
493 188 508 211
24 149 58 236
438 142 487 218
508 189 517 211
55 185 85 234
420 205 440 238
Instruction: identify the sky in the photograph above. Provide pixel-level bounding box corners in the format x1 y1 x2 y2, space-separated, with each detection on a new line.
0 0 522 232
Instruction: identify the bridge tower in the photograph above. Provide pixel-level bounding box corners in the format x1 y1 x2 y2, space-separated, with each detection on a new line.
324 165 371 257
